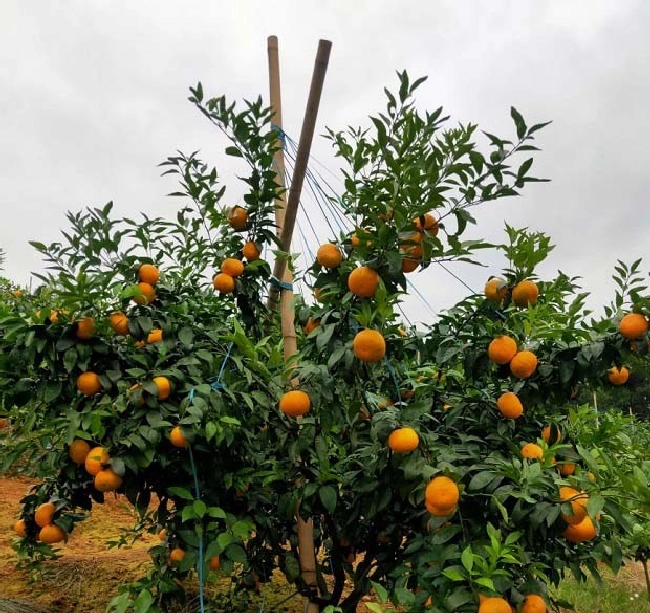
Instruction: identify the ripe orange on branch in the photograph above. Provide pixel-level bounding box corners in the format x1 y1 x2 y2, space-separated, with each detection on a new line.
34 502 56 528
485 277 508 302
153 376 172 400
279 390 311 417
69 439 91 465
348 266 379 298
227 206 248 230
95 468 123 492
488 335 518 365
76 316 96 340
521 594 547 613
109 312 129 335
478 597 511 613
213 273 235 294
425 476 460 517
77 371 102 396
221 258 245 277
607 365 629 385
316 244 343 268
509 350 538 379
170 426 189 448
353 329 386 363
414 213 439 235
496 391 523 419
521 443 544 460
388 427 419 453
559 486 588 525
85 447 109 476
38 524 66 544
138 264 160 285
13 519 27 538
542 425 562 444
512 279 539 307
242 241 261 261
618 312 648 339
133 282 156 305
147 329 163 343
564 515 597 542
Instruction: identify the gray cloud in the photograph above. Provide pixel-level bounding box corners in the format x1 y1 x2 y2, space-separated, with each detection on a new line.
1 1 648 324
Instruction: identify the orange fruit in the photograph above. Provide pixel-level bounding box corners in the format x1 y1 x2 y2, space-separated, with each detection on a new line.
12 290 22 298
227 206 248 230
542 425 562 445
147 329 163 343
169 548 186 564
153 376 172 401
608 365 629 385
13 519 27 538
559 486 588 525
76 316 96 340
521 594 547 613
401 257 420 273
157 529 167 541
316 244 343 268
618 312 649 339
414 213 439 235
564 515 597 543
0 418 8 429
133 281 156 305
109 312 129 335
279 390 311 417
77 371 102 396
488 335 518 365
348 266 380 298
350 228 373 248
387 427 419 453
478 597 511 613
38 524 66 544
69 440 91 465
353 329 386 363
425 476 460 515
213 273 235 293
94 468 123 492
221 258 245 277
509 350 538 379
496 391 523 419
209 556 221 571
85 446 109 476
521 443 544 460
512 279 539 307
302 317 320 335
558 462 576 476
170 426 189 448
485 277 508 302
242 241 261 261
48 310 59 323
138 264 160 285
34 502 56 528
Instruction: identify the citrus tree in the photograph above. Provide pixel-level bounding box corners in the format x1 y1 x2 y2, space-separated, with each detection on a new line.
2 72 650 613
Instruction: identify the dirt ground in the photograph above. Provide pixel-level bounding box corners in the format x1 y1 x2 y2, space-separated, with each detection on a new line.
1 475 648 613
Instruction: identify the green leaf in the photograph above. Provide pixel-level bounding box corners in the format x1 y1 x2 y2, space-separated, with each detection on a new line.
319 485 337 514
167 487 194 500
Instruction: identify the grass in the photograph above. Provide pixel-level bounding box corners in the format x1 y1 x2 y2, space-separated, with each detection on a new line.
556 565 650 613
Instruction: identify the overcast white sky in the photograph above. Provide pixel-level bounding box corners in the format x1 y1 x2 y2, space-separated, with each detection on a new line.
1 1 649 325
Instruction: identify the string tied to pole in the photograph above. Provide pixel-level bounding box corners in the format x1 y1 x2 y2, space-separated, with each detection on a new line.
270 276 293 291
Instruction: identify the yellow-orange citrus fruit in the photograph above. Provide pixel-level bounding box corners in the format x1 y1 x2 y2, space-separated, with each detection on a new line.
488 335 518 365
169 548 186 564
69 439 91 465
279 390 311 417
414 213 439 235
76 316 96 340
94 468 123 492
133 281 156 305
39 524 66 544
85 446 109 476
213 273 235 293
316 244 343 268
401 257 420 273
564 515 597 543
153 376 172 401
157 529 166 541
302 317 320 335
478 597 511 613
109 312 129 335
348 266 380 298
387 427 419 453
485 277 508 302
170 426 189 448
221 258 245 277
512 279 539 307
13 519 27 537
618 312 649 339
12 290 22 298
496 391 523 419
521 443 544 460
608 365 629 385
350 228 373 248
135 340 146 348
34 502 56 528
521 594 547 613
138 264 160 285
353 329 386 363
510 350 538 379
242 241 261 261
77 371 102 396
425 476 460 510
559 486 588 525
209 556 221 571
542 425 562 445
425 500 456 517
147 329 163 343
558 462 576 476
227 206 248 230
0 418 7 429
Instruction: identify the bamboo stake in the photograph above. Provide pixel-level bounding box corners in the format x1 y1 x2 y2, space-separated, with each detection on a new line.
267 37 332 613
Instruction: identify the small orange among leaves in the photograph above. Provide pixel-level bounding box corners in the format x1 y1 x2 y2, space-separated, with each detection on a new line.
348 266 380 298
242 241 261 261
170 426 189 448
542 424 562 445
153 376 172 400
521 443 544 460
38 524 66 544
279 390 311 417
414 213 439 235
227 206 248 230
76 316 96 340
69 439 91 465
94 468 123 492
618 312 649 339
77 371 102 396
316 243 343 268
138 264 160 285
85 446 109 476
608 365 629 385
353 329 386 363
302 317 320 335
425 476 460 511
209 556 221 571
221 258 245 277
478 597 511 613
13 519 27 538
213 273 235 294
564 514 597 543
387 427 419 453
147 329 163 343
169 548 186 564
34 502 56 528
496 391 523 419
487 335 518 365
133 281 156 305
511 279 539 307
485 277 508 302
109 312 129 335
509 350 538 379
521 594 547 613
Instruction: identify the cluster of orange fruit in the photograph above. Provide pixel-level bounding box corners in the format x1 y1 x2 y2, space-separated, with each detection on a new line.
479 594 547 613
212 206 262 294
13 502 65 544
484 277 539 307
607 311 649 385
